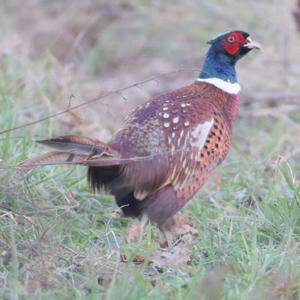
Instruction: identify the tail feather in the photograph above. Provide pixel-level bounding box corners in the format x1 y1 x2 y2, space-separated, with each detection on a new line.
18 135 125 174
18 151 87 175
37 135 118 156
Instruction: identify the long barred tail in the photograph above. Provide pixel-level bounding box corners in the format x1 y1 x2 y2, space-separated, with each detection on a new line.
18 135 123 174
35 135 117 156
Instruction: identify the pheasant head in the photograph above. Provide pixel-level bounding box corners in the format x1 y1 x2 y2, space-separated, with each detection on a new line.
198 30 261 94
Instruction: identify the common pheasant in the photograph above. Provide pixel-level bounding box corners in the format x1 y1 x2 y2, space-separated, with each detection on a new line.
20 30 260 237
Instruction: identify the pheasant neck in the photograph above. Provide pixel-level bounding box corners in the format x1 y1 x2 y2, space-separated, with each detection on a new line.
197 49 241 95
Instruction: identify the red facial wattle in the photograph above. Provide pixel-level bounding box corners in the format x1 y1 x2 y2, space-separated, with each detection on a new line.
223 32 246 55
224 43 240 55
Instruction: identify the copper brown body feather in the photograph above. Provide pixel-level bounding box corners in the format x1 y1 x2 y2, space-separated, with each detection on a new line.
21 82 239 226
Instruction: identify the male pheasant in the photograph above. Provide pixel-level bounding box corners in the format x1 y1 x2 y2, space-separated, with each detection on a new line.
21 30 260 236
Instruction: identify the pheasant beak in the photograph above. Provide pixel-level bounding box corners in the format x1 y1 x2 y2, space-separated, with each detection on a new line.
244 36 261 50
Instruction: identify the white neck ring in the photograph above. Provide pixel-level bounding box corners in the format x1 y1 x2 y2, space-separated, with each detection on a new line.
196 77 241 94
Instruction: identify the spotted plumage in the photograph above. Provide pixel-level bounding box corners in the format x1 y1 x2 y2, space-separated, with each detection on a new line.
20 30 260 236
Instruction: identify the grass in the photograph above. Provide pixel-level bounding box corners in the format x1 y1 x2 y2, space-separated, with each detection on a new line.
0 0 300 299
1 115 300 300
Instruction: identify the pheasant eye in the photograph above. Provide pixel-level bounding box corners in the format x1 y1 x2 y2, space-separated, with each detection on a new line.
227 35 235 43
